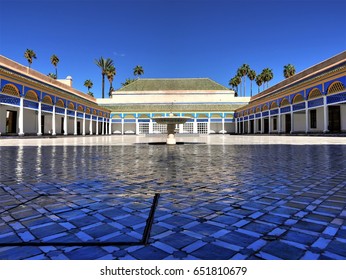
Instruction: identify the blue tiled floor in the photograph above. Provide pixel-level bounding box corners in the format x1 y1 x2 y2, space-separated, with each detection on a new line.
0 144 346 259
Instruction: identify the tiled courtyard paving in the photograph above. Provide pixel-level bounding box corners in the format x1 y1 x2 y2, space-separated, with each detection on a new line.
0 135 346 260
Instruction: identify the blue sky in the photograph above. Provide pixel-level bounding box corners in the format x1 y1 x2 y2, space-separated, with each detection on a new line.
0 0 345 97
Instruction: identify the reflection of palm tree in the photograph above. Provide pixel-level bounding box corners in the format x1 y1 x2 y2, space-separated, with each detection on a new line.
50 54 59 78
283 64 296 78
24 49 37 68
95 57 114 98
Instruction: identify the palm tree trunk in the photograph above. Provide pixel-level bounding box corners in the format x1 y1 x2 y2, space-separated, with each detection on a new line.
102 74 105 98
243 77 246 97
250 81 252 97
55 67 58 79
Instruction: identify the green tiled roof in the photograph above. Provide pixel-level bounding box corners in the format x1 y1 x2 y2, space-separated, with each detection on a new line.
117 78 229 91
101 103 245 112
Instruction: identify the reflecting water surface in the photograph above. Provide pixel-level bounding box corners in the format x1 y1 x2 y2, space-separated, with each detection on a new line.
0 144 346 259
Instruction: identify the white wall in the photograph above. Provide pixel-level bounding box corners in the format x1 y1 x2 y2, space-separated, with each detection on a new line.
225 123 235 133
0 105 10 133
124 123 136 133
67 117 74 134
23 109 37 134
293 112 305 132
341 104 346 131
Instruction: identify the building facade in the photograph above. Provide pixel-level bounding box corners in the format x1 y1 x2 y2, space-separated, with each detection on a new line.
0 56 111 136
234 51 346 134
1 51 345 137
98 78 249 135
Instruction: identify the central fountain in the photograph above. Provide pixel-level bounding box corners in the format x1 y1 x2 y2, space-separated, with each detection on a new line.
152 113 191 144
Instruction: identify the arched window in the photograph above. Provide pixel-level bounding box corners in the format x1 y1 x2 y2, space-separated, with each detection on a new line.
2 84 20 96
56 99 65 107
262 104 269 111
308 88 322 99
327 81 345 95
292 94 304 104
68 102 74 110
77 105 84 112
25 90 38 101
42 95 53 104
270 101 278 109
280 98 290 107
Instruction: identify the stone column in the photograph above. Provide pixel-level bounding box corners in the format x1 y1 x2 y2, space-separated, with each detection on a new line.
305 101 309 134
64 108 68 135
268 111 271 134
235 117 238 134
52 105 56 136
96 116 99 135
254 117 257 134
278 112 281 134
74 111 77 135
102 117 105 135
108 118 112 135
89 115 93 135
37 101 42 136
221 117 225 134
261 113 264 134
193 117 198 134
323 95 329 133
242 118 245 134
122 118 125 134
148 116 153 134
290 105 295 134
247 117 250 134
82 112 86 136
135 116 139 135
18 96 24 136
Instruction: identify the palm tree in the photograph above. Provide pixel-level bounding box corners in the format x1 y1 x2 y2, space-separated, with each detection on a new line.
283 64 296 79
95 57 114 98
229 76 241 96
50 54 59 78
255 74 263 94
24 49 37 68
247 69 256 97
106 65 116 97
47 73 57 79
133 65 144 77
84 79 93 93
261 68 274 89
121 78 136 87
238 64 250 96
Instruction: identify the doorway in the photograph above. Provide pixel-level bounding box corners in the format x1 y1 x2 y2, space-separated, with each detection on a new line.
6 110 17 134
264 118 269 133
41 115 45 134
77 121 81 135
285 114 291 133
61 117 64 134
328 106 341 132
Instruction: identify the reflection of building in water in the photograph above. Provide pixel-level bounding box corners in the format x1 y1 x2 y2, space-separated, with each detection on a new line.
1 51 345 136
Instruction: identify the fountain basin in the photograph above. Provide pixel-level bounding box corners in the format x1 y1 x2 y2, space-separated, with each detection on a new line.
152 113 191 144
